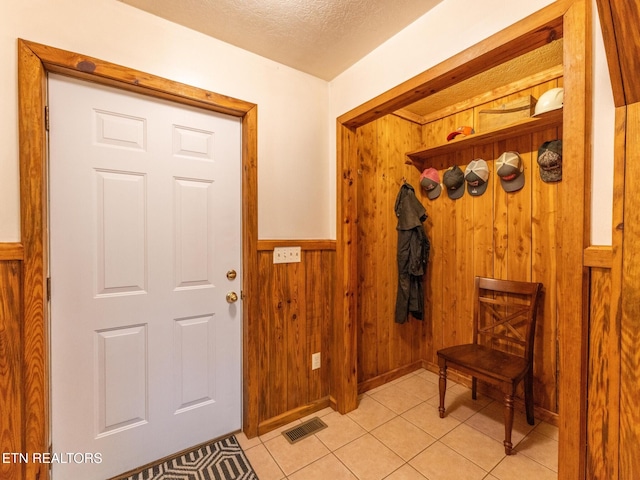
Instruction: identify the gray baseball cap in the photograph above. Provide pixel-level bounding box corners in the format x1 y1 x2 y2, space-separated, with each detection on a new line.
464 159 489 196
496 152 525 192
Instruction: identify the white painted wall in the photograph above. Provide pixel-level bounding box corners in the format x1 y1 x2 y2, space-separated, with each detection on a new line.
591 4 615 245
0 0 615 245
0 0 329 241
328 0 615 245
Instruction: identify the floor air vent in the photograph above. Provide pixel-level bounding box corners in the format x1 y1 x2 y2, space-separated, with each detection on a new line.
282 417 328 444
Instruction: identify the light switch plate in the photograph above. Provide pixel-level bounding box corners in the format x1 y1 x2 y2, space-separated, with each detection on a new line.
273 246 301 264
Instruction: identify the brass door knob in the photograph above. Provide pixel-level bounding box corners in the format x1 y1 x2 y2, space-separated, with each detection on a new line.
226 291 238 303
226 270 237 280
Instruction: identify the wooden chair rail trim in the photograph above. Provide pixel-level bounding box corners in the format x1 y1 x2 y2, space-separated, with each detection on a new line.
0 243 24 261
257 239 337 251
583 245 613 268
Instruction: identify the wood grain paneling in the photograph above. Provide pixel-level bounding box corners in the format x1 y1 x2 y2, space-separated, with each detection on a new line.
18 39 50 480
0 258 22 480
620 101 640 479
241 105 260 438
256 244 336 433
595 0 640 106
587 267 617 480
591 104 626 480
557 4 592 478
356 76 564 414
590 105 627 480
335 122 359 414
585 98 640 480
355 115 427 386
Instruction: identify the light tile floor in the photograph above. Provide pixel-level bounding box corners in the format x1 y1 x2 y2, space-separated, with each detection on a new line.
237 369 558 480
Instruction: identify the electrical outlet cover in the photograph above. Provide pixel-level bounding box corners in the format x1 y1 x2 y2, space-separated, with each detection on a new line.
311 352 321 370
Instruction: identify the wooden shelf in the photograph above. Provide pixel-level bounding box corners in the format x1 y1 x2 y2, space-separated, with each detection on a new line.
406 108 563 170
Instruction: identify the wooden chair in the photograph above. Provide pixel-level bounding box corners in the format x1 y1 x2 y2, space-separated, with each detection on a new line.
436 277 542 455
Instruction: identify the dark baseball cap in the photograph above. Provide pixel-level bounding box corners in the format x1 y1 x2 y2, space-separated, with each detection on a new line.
443 165 465 199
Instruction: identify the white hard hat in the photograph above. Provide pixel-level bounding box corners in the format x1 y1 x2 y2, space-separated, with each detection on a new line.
534 87 564 116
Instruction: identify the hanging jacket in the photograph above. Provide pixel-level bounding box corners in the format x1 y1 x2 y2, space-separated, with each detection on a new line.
394 183 430 324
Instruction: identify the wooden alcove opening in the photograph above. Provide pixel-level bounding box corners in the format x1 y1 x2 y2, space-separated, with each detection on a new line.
334 1 591 479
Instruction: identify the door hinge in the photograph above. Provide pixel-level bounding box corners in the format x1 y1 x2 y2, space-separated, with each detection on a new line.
46 277 51 302
45 105 50 131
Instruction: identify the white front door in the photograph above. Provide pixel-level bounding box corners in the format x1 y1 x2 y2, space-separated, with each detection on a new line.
48 74 242 479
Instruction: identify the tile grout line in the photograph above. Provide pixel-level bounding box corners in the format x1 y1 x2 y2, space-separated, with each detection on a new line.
245 369 557 479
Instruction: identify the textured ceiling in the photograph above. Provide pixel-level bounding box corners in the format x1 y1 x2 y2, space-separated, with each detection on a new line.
118 0 443 80
402 39 564 118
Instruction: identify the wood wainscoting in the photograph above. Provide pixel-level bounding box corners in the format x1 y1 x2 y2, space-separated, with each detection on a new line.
1 238 337 474
584 101 640 479
0 244 24 480
256 240 336 435
587 262 617 479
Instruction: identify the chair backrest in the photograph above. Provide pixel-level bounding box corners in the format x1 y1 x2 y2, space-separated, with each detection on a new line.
472 277 543 362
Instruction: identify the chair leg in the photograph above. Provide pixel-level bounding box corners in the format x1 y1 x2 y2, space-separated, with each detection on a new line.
471 377 477 400
524 369 535 425
438 364 447 418
503 393 515 455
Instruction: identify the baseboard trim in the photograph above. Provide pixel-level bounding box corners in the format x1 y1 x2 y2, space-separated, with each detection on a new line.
357 361 424 395
257 396 332 437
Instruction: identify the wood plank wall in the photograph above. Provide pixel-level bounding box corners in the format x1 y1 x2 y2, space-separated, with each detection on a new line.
356 77 563 414
586 102 640 480
355 115 427 389
256 240 336 433
1 240 338 455
0 246 23 480
587 266 616 479
619 101 640 478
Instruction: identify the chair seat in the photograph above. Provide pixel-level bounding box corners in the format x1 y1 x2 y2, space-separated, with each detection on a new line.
437 344 528 384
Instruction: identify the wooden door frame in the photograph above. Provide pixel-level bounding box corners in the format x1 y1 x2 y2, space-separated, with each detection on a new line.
18 39 260 480
334 1 591 479
594 1 640 477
